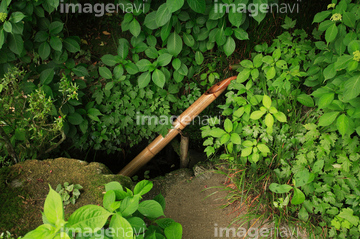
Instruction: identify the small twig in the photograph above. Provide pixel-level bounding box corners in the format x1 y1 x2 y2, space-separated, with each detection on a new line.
43 130 66 155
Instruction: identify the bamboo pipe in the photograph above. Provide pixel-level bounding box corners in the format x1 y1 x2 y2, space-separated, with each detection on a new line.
118 76 237 177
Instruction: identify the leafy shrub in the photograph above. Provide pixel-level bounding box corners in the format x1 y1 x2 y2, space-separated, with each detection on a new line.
56 182 83 205
23 180 182 238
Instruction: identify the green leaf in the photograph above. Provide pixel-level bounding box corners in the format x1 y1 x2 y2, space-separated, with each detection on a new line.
129 19 141 37
195 51 204 65
266 67 276 80
233 107 245 118
312 160 324 173
220 134 230 145
269 183 293 193
8 33 23 55
257 143 270 154
73 66 88 77
229 11 243 28
64 38 80 53
39 42 51 60
157 53 172 66
3 21 12 32
40 68 54 85
50 36 62 52
152 69 165 88
224 118 233 133
183 33 195 47
167 0 184 13
262 95 271 109
298 206 309 221
230 133 241 145
35 31 49 42
67 205 112 233
127 217 147 233
68 112 84 125
0 29 5 49
167 32 182 56
318 93 334 109
294 169 310 187
343 74 360 101
103 190 116 212
9 12 26 23
210 128 226 138
144 11 158 30
187 0 206 14
343 12 356 28
136 59 152 72
164 222 182 239
237 68 251 83
325 23 338 43
49 21 64 35
297 94 314 107
134 180 153 196
15 128 26 141
118 38 129 59
109 213 133 239
250 110 265 120
241 147 253 157
44 185 64 225
265 113 274 128
138 71 151 88
99 67 112 79
273 112 287 122
291 188 305 205
125 62 139 75
338 208 360 226
101 54 117 67
318 111 339 126
156 3 172 27
323 63 336 80
22 224 55 239
313 11 331 23
138 200 165 218
337 114 349 136
119 195 140 217
223 36 235 57
252 0 268 23
233 27 249 40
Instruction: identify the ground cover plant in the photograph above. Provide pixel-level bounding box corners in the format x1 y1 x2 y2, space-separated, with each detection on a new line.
201 0 360 237
1 0 360 238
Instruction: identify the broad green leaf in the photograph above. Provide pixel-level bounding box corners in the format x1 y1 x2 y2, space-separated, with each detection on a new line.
39 42 51 60
164 222 182 239
224 118 233 133
313 11 331 23
40 68 54 85
50 36 62 52
3 21 12 32
183 33 195 47
298 206 309 221
325 23 338 43
220 134 230 144
229 11 243 28
237 68 251 83
73 66 88 77
172 58 181 70
103 190 116 212
233 107 245 118
167 0 184 13
64 38 80 53
265 113 274 128
167 32 182 56
138 200 164 218
250 110 265 120
297 94 314 107
223 36 235 57
257 143 270 154
99 67 112 79
22 224 55 239
343 74 360 101
157 53 172 66
269 183 292 193
187 0 206 14
109 213 133 239
195 51 204 65
134 180 153 196
273 112 287 122
343 12 356 28
144 11 158 30
338 208 360 226
68 112 84 125
210 128 226 137
262 95 271 109
67 205 112 233
241 147 253 157
44 185 64 225
129 19 141 37
9 12 26 23
233 27 249 40
119 195 140 217
312 160 324 173
35 31 49 42
252 0 268 23
138 71 151 88
323 63 336 80
101 54 117 67
127 217 147 234
152 69 166 88
156 4 172 27
318 111 339 126
124 62 139 75
266 67 276 80
230 133 241 145
49 21 64 35
0 29 5 49
136 59 152 71
8 33 23 55
118 38 129 59
336 114 349 136
291 188 305 205
318 93 334 109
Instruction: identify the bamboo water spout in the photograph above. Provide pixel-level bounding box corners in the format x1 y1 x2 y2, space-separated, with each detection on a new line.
118 76 237 177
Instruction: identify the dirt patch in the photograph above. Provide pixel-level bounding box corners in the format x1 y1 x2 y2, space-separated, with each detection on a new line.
0 158 132 237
